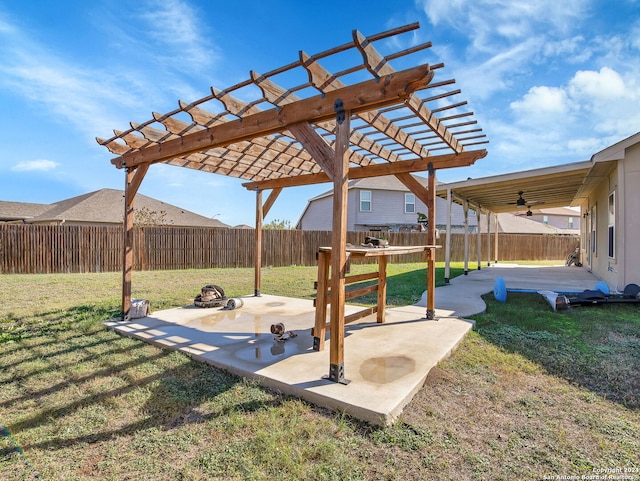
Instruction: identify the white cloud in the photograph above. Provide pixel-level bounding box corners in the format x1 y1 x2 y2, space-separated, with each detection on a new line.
566 137 604 155
449 37 539 100
568 67 627 100
511 86 569 116
543 36 591 63
418 0 588 52
12 159 60 172
140 0 216 69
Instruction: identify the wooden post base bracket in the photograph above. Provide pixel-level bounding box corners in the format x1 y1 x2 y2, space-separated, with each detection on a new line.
325 362 350 385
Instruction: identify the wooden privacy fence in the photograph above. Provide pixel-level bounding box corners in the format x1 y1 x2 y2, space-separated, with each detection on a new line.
0 224 579 274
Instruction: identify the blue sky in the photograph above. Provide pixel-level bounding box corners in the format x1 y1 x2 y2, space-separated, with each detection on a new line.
1 0 639 227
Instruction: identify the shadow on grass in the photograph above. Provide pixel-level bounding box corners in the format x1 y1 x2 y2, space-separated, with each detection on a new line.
1 304 287 455
0 305 120 345
473 292 640 409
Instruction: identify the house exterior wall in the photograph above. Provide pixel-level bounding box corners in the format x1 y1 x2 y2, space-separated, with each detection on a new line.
579 140 640 289
298 188 478 233
621 142 640 287
297 195 333 230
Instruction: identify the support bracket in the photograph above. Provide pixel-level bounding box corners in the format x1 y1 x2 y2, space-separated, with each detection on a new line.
334 98 345 124
327 362 350 384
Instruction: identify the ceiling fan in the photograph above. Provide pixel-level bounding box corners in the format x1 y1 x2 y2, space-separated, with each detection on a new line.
509 191 544 210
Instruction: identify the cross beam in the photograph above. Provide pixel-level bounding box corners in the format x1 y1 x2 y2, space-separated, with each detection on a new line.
241 150 487 190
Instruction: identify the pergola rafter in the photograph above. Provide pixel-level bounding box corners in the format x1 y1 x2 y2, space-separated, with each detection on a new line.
98 22 489 384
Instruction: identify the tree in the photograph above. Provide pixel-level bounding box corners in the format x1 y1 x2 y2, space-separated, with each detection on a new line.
263 218 293 230
133 207 173 226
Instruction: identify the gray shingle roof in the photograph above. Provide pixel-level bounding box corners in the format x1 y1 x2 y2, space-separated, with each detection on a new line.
496 213 570 234
2 189 229 227
0 201 51 221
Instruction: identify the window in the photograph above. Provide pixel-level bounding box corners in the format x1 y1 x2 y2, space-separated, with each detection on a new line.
591 205 597 255
568 217 574 229
543 215 549 224
360 190 371 212
404 193 415 213
608 192 615 258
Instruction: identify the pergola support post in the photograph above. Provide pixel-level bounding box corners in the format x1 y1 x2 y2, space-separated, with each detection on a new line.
328 101 351 384
121 163 149 321
426 162 436 320
255 187 262 297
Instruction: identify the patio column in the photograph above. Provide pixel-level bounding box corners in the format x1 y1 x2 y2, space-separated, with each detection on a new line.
444 188 452 284
426 163 436 320
329 102 350 384
494 212 499 263
486 212 491 266
121 162 149 321
476 208 481 270
255 187 262 297
463 200 469 275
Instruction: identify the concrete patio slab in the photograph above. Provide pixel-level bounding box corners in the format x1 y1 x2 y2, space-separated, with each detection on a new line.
105 265 601 425
106 294 473 426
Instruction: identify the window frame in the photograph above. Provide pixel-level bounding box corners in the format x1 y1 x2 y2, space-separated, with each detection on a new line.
591 205 597 255
360 190 372 212
404 193 416 214
608 191 615 259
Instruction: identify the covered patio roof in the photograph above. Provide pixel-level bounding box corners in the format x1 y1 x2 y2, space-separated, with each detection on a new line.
438 160 595 214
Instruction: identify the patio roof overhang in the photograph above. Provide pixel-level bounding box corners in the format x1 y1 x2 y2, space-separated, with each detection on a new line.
437 160 595 214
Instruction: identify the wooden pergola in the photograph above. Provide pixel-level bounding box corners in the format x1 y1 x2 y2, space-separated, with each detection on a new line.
98 23 488 383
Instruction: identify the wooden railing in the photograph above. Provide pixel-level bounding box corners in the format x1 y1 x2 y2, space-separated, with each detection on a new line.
0 224 578 274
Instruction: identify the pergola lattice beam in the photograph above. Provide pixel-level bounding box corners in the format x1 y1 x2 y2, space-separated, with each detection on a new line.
111 63 434 170
353 30 463 154
300 51 430 160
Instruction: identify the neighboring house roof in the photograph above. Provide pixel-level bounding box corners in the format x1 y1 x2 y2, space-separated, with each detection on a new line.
232 224 254 229
496 213 576 234
2 189 230 227
0 201 51 221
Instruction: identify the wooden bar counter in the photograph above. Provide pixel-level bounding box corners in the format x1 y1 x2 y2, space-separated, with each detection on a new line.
312 245 439 354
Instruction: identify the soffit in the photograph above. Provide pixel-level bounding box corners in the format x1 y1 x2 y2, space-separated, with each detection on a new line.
438 161 594 213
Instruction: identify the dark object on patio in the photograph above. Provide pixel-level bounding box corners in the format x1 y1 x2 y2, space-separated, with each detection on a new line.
566 247 582 267
567 283 640 306
271 322 297 342
362 236 389 248
271 323 285 336
194 284 227 308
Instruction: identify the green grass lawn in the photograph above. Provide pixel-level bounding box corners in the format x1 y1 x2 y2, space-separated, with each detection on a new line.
1 263 639 480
